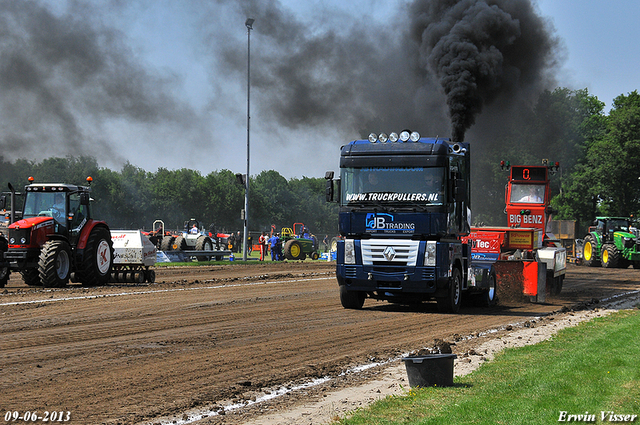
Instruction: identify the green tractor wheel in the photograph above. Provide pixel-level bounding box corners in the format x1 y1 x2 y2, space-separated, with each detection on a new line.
582 234 600 267
601 244 620 268
284 239 305 260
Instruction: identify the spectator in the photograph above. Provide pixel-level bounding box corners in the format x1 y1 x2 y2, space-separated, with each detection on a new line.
268 233 278 261
258 231 267 261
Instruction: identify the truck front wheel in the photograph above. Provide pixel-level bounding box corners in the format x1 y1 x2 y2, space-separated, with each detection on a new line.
78 227 113 287
437 268 462 313
339 285 365 309
39 240 71 288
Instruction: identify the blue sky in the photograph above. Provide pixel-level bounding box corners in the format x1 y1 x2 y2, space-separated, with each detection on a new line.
1 0 638 179
537 0 640 110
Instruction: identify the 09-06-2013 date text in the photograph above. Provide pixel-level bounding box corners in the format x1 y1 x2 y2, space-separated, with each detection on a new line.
3 411 71 422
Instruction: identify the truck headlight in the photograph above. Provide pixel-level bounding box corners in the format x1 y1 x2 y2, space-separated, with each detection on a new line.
345 239 356 264
425 241 436 266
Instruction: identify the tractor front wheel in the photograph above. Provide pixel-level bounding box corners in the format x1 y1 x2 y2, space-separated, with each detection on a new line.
0 265 9 288
601 244 620 268
39 240 71 288
21 269 41 286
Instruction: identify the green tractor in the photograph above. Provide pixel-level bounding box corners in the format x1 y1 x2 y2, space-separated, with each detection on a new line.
582 217 640 268
280 223 320 260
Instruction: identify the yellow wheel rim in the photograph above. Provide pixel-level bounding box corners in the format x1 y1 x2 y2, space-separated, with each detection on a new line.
602 248 608 264
291 243 301 257
584 242 592 261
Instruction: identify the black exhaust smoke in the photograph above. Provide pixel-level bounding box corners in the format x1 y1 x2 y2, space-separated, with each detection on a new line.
410 0 558 142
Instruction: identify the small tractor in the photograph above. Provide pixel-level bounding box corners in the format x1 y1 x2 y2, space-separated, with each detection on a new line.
1 177 113 288
280 223 320 260
150 218 221 261
582 217 640 268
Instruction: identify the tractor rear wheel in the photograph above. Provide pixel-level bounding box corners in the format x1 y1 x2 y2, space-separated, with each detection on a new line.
195 236 213 261
172 236 186 251
77 226 113 287
38 240 71 288
160 236 174 251
582 235 600 267
284 239 304 260
601 244 620 268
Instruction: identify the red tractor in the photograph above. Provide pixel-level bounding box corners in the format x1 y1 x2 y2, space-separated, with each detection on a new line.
1 177 113 288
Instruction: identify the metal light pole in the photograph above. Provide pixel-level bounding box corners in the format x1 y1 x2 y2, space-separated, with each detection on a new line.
243 18 254 261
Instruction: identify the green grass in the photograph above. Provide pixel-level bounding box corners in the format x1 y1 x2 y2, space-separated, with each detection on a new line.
336 308 640 425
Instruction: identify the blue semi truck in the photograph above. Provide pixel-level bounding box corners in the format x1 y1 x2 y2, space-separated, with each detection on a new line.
325 131 495 313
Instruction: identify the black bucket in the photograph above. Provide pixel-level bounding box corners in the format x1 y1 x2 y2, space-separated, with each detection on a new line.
402 354 457 387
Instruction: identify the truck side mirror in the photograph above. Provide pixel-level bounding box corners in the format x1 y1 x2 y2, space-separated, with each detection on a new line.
325 179 334 202
80 192 90 205
325 171 335 203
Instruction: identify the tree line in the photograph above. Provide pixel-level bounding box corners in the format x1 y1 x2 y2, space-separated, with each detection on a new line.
0 158 339 238
1 87 638 239
472 88 640 236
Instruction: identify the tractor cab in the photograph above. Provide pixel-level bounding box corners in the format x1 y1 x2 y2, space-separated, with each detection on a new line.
20 186 90 243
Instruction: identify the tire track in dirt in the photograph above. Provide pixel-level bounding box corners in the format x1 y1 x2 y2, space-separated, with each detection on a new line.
1 263 638 424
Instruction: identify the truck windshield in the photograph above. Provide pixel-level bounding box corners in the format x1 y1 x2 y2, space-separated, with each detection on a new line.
341 167 445 206
510 184 545 204
23 192 66 225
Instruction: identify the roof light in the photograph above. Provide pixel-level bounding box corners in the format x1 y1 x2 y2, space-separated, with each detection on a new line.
410 131 420 142
399 131 411 142
379 133 388 143
389 132 398 142
368 133 377 143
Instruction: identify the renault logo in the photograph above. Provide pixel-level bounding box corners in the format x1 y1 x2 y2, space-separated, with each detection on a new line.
383 246 396 261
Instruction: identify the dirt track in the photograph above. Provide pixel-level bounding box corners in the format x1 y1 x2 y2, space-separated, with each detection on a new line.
1 262 639 424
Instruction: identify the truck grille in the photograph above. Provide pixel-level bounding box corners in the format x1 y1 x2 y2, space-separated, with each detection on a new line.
345 266 357 278
422 269 436 280
361 239 419 266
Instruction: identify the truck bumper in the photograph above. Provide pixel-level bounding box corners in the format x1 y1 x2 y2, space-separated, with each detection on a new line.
337 264 449 301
